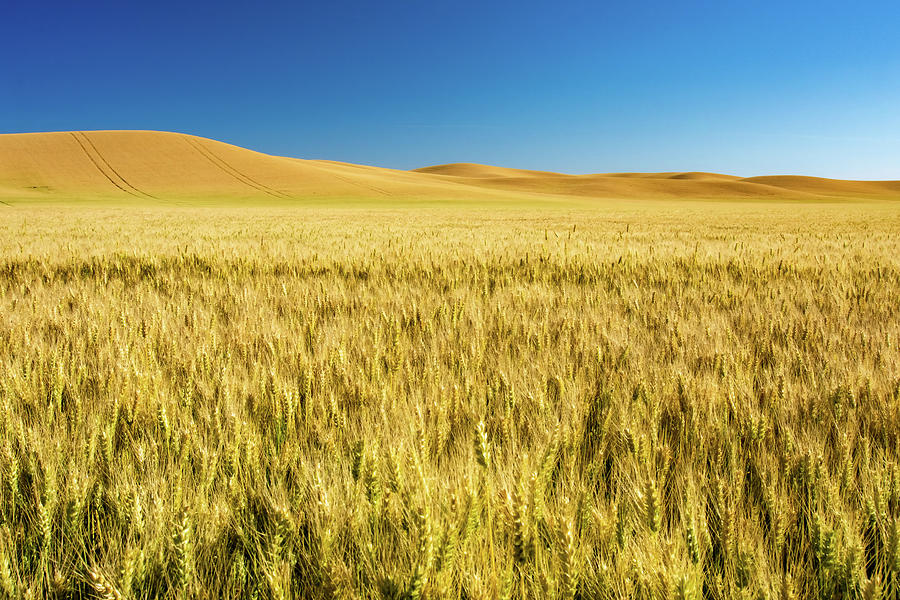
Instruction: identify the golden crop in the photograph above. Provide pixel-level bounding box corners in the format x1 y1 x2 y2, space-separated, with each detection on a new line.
0 203 898 599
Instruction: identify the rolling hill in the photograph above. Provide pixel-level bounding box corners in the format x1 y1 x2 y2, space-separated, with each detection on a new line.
1 130 898 204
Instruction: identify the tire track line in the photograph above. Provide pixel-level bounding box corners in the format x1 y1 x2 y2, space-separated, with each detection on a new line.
186 137 290 198
78 132 157 200
329 171 392 197
317 164 392 196
183 137 290 199
70 132 142 198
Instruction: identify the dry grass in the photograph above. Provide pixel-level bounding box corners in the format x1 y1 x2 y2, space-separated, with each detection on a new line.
0 203 898 599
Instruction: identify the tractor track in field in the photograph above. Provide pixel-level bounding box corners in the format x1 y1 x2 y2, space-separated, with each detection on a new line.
183 137 291 199
328 171 392 197
71 132 157 200
70 133 141 198
78 132 157 199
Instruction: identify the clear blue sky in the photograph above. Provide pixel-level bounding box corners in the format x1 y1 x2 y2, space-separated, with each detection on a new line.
2 0 899 178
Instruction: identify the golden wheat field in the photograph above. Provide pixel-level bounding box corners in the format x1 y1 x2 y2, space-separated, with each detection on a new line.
0 199 898 600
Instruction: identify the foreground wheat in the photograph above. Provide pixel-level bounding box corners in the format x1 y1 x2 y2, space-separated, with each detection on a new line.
0 203 898 599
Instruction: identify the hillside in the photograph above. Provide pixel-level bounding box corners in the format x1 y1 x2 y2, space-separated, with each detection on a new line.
415 163 900 201
0 130 509 203
1 131 898 203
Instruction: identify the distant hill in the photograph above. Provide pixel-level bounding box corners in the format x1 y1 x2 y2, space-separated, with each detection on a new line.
415 163 900 200
1 131 897 203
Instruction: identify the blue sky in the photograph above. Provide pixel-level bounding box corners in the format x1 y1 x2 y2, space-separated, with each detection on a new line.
2 0 899 177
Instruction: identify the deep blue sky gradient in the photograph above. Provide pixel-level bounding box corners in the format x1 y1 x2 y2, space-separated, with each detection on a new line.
2 0 899 177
